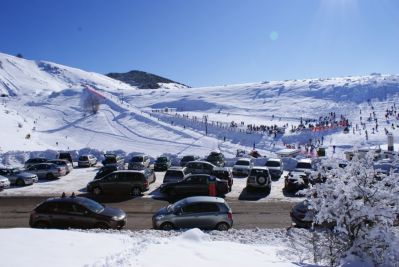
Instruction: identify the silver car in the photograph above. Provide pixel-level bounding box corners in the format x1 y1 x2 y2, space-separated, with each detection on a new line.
26 163 66 179
48 159 73 174
152 196 233 231
246 166 272 191
265 158 284 179
232 158 253 177
0 175 11 190
78 154 97 167
0 168 38 186
128 154 150 170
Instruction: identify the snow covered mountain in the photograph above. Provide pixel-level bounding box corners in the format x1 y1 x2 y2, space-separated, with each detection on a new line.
1 51 399 163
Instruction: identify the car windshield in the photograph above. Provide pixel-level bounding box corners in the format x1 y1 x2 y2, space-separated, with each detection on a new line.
79 156 88 161
78 198 104 213
131 156 144 162
156 157 167 163
166 170 184 178
266 161 280 167
236 160 250 166
297 162 312 169
167 199 186 213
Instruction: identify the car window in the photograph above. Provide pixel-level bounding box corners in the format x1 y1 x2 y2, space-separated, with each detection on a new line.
103 173 117 181
182 203 203 213
236 160 250 166
297 162 312 169
36 202 57 213
266 161 281 167
55 202 74 213
200 203 220 212
71 204 88 215
203 163 213 171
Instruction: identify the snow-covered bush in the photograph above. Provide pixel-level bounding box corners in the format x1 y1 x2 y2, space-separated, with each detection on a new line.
306 152 399 265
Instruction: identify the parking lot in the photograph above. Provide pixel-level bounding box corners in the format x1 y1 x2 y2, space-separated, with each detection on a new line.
0 164 304 203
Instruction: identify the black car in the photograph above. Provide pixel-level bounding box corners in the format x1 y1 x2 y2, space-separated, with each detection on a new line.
154 156 171 171
283 171 310 194
57 152 73 164
160 174 229 197
180 155 200 167
206 151 225 167
29 195 127 229
211 168 233 191
24 157 48 168
290 200 336 229
87 170 152 197
102 153 124 168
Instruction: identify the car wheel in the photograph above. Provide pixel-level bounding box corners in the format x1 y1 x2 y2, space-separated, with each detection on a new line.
94 222 110 229
132 187 141 197
33 221 49 229
215 222 229 231
256 176 267 185
46 173 54 180
16 179 25 186
160 222 174 231
93 187 102 196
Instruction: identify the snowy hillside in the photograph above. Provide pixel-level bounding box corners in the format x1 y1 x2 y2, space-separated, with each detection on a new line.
1 52 399 163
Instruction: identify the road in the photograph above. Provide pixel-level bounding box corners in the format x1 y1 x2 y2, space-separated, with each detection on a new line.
0 196 297 229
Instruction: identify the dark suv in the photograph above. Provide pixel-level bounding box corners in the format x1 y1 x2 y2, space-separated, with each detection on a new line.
206 151 225 167
87 170 152 197
29 195 127 229
159 174 229 197
180 155 200 167
185 161 233 190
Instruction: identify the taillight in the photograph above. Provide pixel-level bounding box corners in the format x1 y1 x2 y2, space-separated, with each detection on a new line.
144 180 149 187
227 212 233 220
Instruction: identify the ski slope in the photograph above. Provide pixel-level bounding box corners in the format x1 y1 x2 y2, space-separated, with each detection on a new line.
1 52 399 164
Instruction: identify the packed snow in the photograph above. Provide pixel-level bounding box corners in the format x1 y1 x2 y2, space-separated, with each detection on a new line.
0 228 313 267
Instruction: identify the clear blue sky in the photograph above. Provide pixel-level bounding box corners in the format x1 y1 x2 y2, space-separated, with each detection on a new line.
1 0 399 87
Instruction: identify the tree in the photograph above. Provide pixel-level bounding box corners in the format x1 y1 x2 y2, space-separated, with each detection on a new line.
305 153 399 265
83 93 100 114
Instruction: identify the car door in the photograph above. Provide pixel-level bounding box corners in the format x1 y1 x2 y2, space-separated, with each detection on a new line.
115 172 131 194
175 203 204 229
69 204 96 229
100 173 118 194
197 202 221 229
185 175 208 195
53 202 75 229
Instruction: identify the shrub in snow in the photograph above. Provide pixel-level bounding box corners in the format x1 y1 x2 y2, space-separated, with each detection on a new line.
305 152 399 266
82 93 100 114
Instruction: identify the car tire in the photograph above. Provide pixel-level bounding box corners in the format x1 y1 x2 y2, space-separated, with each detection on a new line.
16 179 25 186
132 187 142 197
215 222 229 231
256 176 267 186
160 222 174 231
46 173 54 180
93 187 102 196
94 222 109 229
33 221 49 229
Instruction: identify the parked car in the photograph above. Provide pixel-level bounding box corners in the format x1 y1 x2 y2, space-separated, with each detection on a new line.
144 168 156 184
232 158 253 177
246 167 272 191
154 156 172 171
163 167 187 184
48 159 73 174
128 154 150 170
159 174 229 197
102 153 124 168
265 158 284 179
24 157 48 168
78 154 97 167
0 167 38 186
87 170 152 197
57 152 73 164
290 200 336 229
0 175 11 191
29 195 127 229
206 151 225 167
152 196 233 231
283 171 310 194
185 160 215 175
185 161 233 190
180 155 200 167
211 168 233 191
295 158 316 173
94 165 121 180
26 163 66 179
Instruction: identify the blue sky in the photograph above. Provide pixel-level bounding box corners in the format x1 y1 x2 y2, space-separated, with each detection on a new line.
1 0 399 87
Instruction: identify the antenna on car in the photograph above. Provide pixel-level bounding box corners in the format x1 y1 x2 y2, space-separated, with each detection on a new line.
61 192 66 198
71 192 75 198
